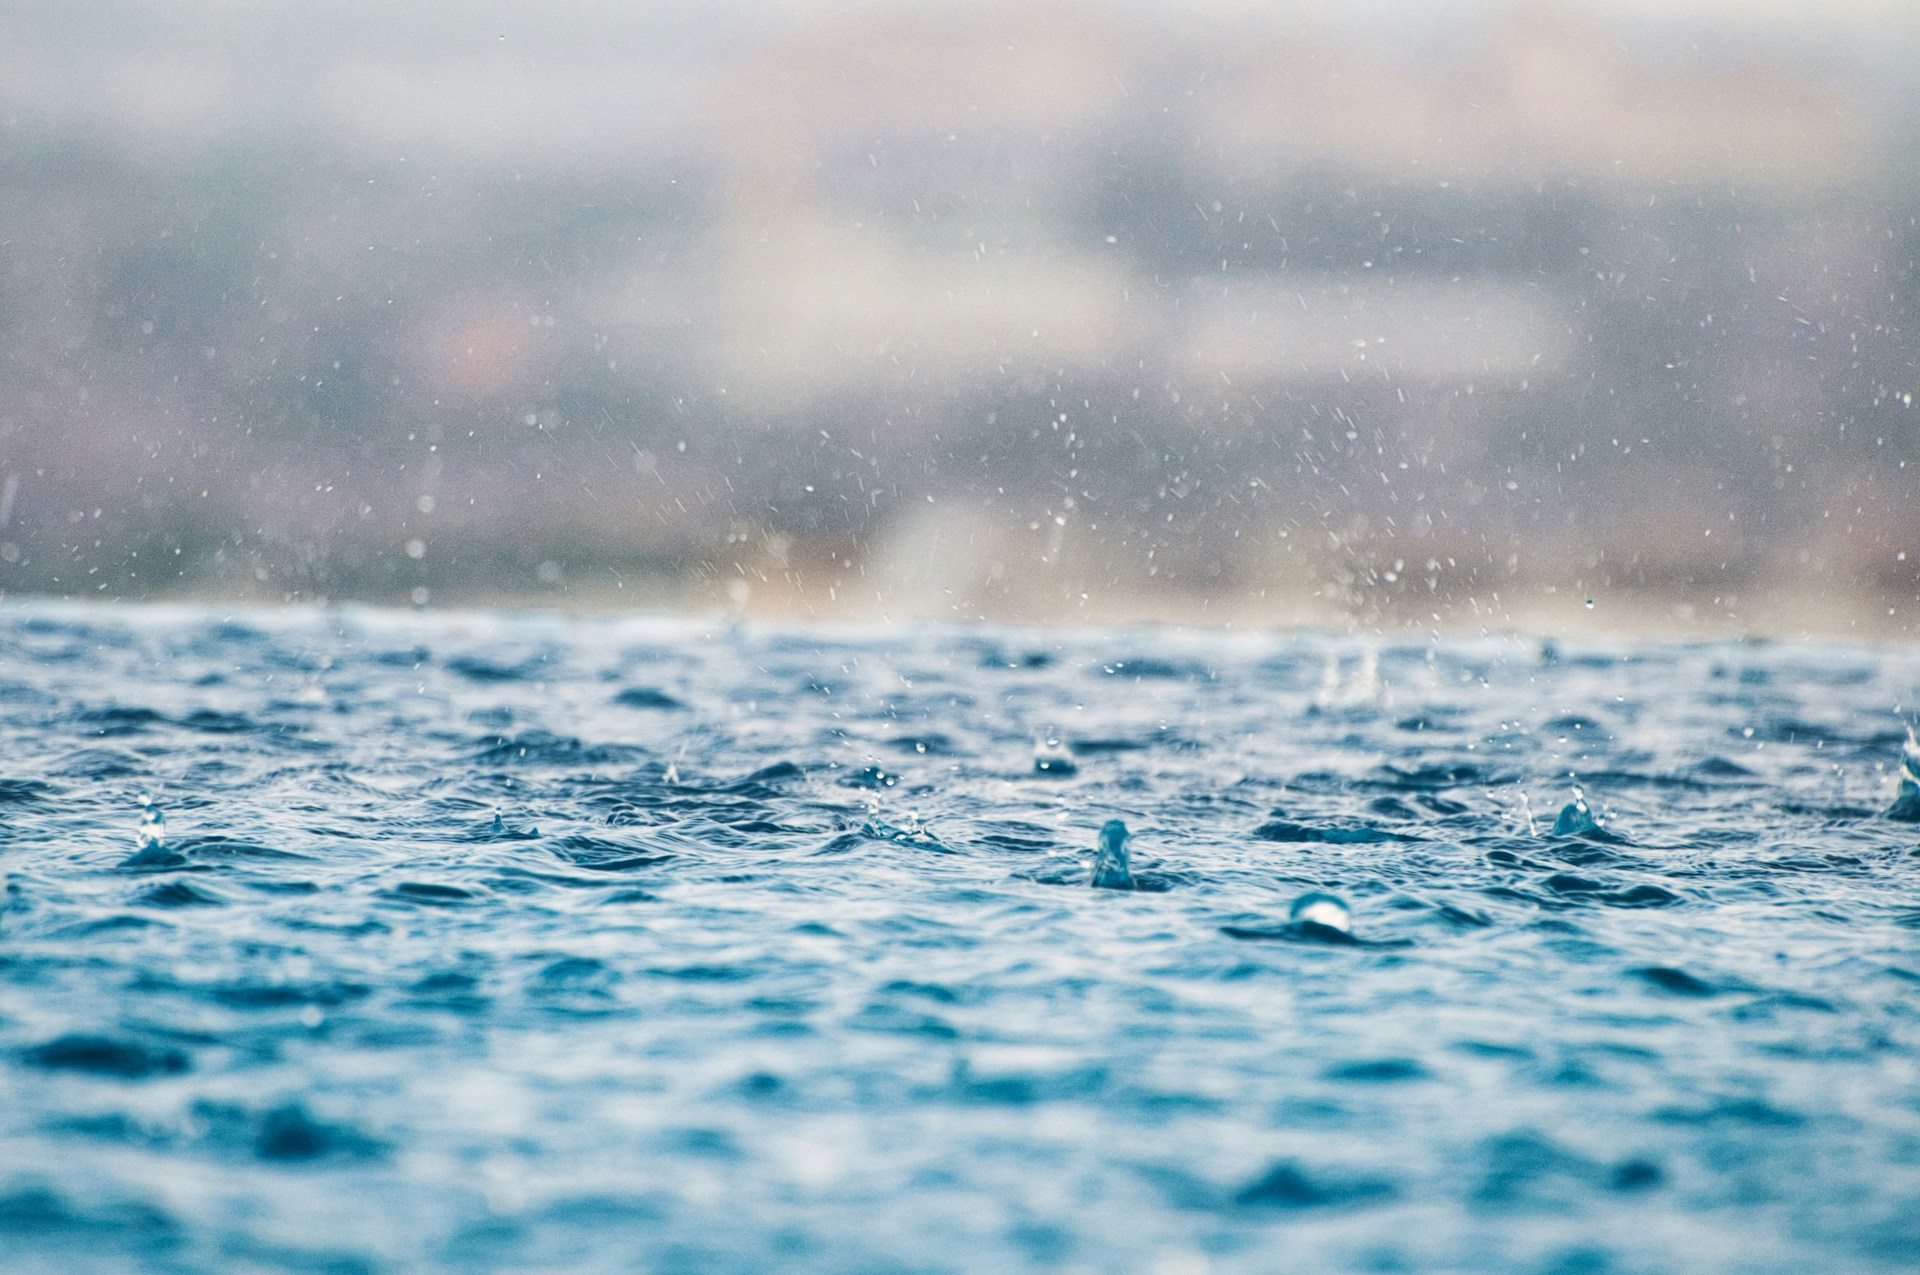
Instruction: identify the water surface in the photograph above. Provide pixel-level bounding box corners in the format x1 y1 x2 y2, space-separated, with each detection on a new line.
3 604 1918 1272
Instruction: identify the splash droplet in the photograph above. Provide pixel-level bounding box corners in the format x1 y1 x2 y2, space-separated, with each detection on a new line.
1033 736 1077 776
860 805 950 853
1888 729 1920 821
120 793 181 869
1516 790 1538 837
1090 819 1133 890
1551 784 1602 836
136 795 166 855
1288 891 1352 934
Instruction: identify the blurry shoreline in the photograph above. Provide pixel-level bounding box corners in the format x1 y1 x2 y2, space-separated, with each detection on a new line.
2 1 1917 636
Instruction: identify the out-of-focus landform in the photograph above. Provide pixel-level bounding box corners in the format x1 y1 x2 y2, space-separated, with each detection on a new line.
1 0 1916 633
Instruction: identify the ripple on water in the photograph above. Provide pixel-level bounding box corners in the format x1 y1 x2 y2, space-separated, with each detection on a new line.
0 608 1917 1272
1234 1160 1399 1210
21 1035 191 1079
612 686 685 710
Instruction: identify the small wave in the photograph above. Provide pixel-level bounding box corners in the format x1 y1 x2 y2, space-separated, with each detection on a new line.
21 1035 190 1079
1629 965 1720 996
1252 819 1412 844
1234 1160 1398 1210
471 732 647 768
0 1185 181 1244
613 687 685 710
547 834 675 872
170 837 312 862
1540 875 1682 909
1323 1058 1429 1084
1094 657 1215 681
0 779 54 805
446 654 551 683
384 882 485 906
202 979 372 1009
73 705 166 736
48 747 147 779
1471 1131 1662 1208
132 881 224 908
1219 921 1404 947
1366 761 1512 791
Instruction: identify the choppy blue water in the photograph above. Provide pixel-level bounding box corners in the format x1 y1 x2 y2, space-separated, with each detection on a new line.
3 604 1919 1274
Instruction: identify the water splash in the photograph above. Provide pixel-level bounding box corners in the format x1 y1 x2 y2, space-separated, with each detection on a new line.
1551 783 1603 837
1888 729 1920 822
136 794 166 852
1287 891 1353 934
122 793 180 869
861 805 952 853
846 755 899 789
1313 647 1384 713
1356 646 1381 702
483 810 539 841
1089 819 1133 890
1033 735 1077 776
724 578 751 630
1314 652 1342 708
1515 789 1539 837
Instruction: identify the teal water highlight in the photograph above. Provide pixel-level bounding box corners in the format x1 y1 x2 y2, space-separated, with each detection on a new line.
1 604 1919 1272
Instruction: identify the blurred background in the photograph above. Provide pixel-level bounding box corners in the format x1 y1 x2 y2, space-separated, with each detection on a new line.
1 0 1917 633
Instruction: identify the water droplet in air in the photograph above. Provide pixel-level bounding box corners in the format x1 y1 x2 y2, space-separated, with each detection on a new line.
1516 790 1538 837
1033 736 1078 775
1288 891 1352 934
